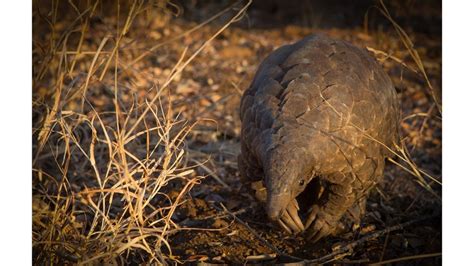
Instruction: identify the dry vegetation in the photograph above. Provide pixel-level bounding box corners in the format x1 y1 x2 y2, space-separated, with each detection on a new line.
33 0 441 264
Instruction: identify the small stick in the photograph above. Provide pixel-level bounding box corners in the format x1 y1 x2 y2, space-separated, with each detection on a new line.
201 208 247 221
370 252 441 265
217 203 304 262
306 214 438 264
191 159 231 190
246 254 277 261
366 46 419 74
335 258 370 264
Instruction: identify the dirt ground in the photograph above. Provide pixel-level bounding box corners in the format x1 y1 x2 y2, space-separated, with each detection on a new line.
33 0 441 264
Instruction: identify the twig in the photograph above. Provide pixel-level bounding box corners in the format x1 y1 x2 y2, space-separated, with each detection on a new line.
335 258 371 264
369 252 441 265
201 208 247 221
123 0 252 140
378 231 390 262
377 0 442 114
246 254 277 262
305 214 438 264
191 159 231 190
217 203 304 262
366 46 419 74
126 1 245 68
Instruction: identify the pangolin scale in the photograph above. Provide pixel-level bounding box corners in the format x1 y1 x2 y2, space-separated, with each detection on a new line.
238 34 399 242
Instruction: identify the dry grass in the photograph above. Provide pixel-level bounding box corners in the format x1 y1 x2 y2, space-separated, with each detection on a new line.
32 0 440 264
376 0 442 114
373 0 441 197
32 0 250 264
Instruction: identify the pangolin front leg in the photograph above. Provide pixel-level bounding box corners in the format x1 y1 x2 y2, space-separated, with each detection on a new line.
305 176 357 242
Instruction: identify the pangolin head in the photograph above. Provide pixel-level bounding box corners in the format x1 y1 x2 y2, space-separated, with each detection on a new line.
264 147 315 221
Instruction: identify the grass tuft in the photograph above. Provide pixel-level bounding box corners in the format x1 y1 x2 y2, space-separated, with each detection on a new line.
32 0 251 263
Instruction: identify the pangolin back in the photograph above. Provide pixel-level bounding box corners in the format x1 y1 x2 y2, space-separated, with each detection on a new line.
238 34 399 239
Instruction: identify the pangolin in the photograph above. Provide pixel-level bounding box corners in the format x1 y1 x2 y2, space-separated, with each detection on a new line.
238 35 399 242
